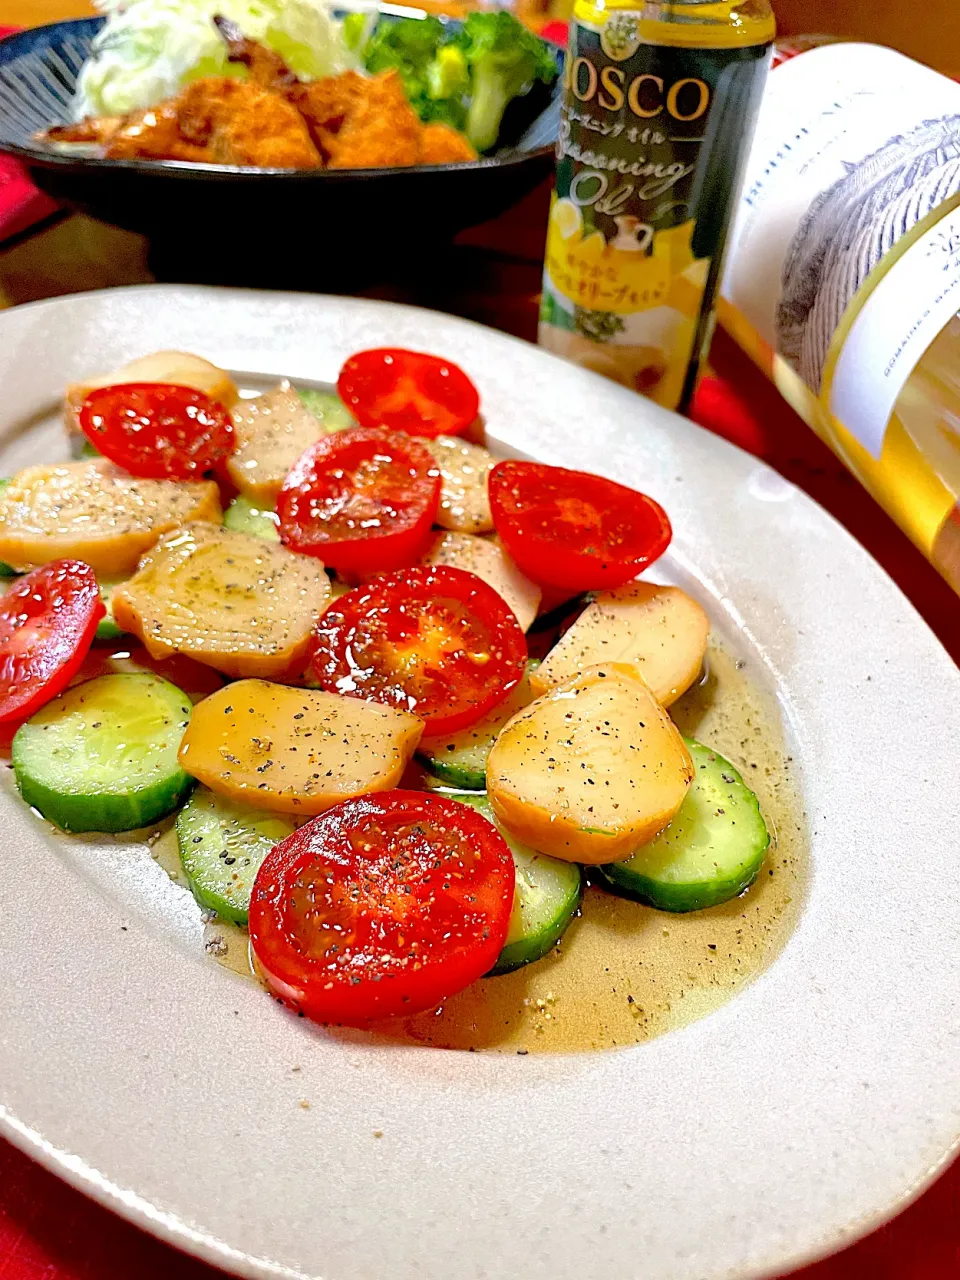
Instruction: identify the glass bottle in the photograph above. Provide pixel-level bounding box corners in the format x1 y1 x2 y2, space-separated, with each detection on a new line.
539 0 775 412
719 38 960 593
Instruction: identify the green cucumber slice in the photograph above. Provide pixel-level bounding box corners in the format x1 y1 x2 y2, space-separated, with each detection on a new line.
95 579 129 641
69 437 101 460
454 792 581 975
176 786 295 924
295 388 355 431
13 673 194 833
0 481 18 578
223 494 280 542
417 660 540 790
595 739 769 912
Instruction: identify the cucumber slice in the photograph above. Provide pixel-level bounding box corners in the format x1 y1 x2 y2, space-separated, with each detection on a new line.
454 792 581 975
95 579 129 641
223 494 280 543
0 481 18 578
595 739 769 912
295 388 355 431
417 659 540 790
69 437 101 460
13 672 194 833
176 786 295 924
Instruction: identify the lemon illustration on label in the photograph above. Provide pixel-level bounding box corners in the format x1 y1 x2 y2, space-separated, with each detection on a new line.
546 199 700 317
552 198 583 240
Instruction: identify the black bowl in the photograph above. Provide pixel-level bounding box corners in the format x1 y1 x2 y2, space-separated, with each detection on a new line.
0 15 561 279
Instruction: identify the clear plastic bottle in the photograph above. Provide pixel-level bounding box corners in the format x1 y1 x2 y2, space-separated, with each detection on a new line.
538 0 775 411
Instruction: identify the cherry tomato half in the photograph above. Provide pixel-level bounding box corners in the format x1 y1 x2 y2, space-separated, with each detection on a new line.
337 348 480 438
311 564 527 735
79 382 235 480
249 790 516 1024
276 426 440 574
0 560 105 723
489 460 672 593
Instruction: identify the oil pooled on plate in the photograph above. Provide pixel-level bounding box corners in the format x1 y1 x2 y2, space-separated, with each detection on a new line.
385 643 805 1052
166 641 805 1054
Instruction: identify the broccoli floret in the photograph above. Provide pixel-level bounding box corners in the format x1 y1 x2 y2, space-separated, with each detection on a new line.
362 16 446 101
359 16 467 130
455 11 558 153
427 44 470 101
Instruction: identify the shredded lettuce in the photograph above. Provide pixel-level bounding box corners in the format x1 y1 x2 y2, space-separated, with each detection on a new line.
74 0 357 119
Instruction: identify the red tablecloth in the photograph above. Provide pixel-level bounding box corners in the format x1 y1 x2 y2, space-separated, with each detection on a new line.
0 27 60 247
1 339 958 1279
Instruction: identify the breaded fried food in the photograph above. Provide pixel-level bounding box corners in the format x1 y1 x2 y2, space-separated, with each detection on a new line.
104 103 213 163
187 78 321 167
326 71 422 170
103 79 320 168
294 70 369 159
419 122 478 164
45 116 124 147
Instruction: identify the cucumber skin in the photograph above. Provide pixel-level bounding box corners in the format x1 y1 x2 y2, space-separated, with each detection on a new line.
451 791 582 975
14 761 193 834
176 789 295 925
594 859 763 914
490 873 582 976
596 742 769 913
95 615 127 642
417 660 542 791
417 752 486 791
95 581 128 642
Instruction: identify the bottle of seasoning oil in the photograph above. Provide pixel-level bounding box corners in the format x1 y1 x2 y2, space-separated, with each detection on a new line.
539 0 775 412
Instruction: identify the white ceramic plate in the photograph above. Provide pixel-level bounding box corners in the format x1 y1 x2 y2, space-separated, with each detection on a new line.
1 285 959 1280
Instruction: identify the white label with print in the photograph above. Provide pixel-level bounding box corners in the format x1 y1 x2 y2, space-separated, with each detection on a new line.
721 42 960 401
828 206 960 458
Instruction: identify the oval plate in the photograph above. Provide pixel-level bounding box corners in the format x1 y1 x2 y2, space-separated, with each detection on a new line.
0 285 958 1280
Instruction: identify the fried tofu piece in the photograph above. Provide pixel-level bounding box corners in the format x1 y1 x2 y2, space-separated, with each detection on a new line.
419 122 477 165
327 71 422 170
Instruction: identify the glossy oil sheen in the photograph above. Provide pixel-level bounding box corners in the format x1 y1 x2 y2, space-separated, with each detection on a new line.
177 641 803 1053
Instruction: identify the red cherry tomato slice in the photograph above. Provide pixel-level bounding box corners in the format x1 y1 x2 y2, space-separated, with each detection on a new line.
337 348 480 438
489 460 672 593
276 426 440 574
79 382 234 480
249 790 516 1025
311 564 526 735
0 560 105 723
